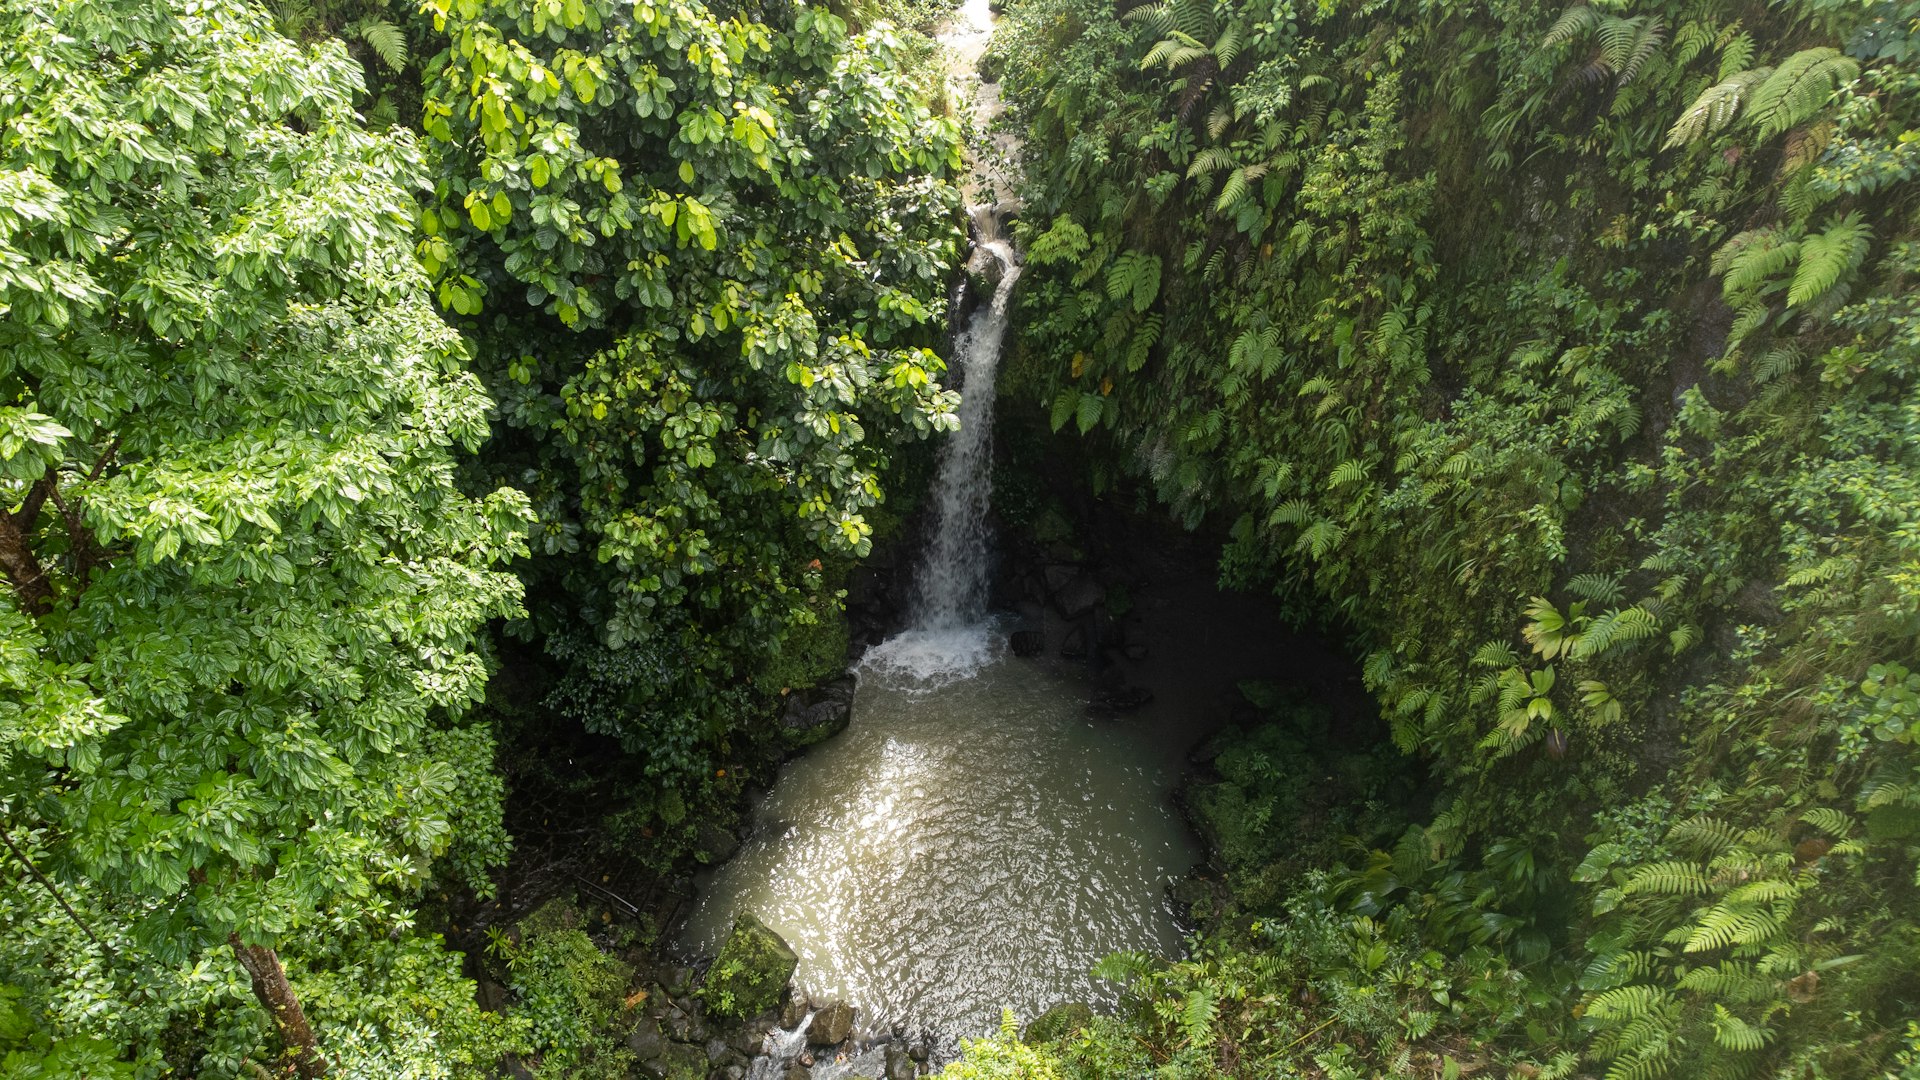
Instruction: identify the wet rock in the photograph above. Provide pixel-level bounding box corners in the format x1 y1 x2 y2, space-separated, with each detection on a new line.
1091 686 1154 714
712 1066 746 1080
1025 1002 1094 1044
664 1005 707 1044
627 1016 666 1061
696 821 741 864
809 1000 856 1046
783 676 856 746
1042 564 1078 594
1060 624 1088 659
664 966 697 995
783 1068 812 1080
907 1039 929 1062
728 1023 763 1057
780 992 810 1029
884 1045 915 1080
700 913 798 1021
1056 577 1104 619
649 1040 707 1080
1010 629 1043 657
706 1038 732 1066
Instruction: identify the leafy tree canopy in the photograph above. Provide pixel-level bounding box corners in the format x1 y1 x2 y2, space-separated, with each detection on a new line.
419 0 968 772
0 0 532 1072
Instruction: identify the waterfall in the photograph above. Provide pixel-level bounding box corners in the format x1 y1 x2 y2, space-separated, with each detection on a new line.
911 208 1020 629
857 210 1019 687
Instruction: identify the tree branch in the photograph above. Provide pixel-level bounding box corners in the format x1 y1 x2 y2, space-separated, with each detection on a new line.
0 825 115 963
230 935 330 1079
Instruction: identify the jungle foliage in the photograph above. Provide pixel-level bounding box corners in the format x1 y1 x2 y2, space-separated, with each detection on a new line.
419 0 967 779
984 0 1920 1075
0 0 967 1073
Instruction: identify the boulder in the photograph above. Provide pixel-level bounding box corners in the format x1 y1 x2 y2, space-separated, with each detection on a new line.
699 913 797 1020
1025 1002 1095 1044
1042 564 1078 594
1009 629 1043 657
782 676 855 746
884 1044 915 1080
705 1038 732 1067
784 1068 812 1080
1060 624 1088 659
1056 577 1104 619
663 1004 707 1044
1091 686 1154 715
779 991 810 1029
626 1016 666 1062
808 1000 856 1046
696 822 741 864
649 1041 707 1080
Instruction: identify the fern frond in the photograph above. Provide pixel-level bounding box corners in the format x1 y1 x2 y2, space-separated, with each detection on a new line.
1719 229 1799 298
1569 572 1625 604
1746 47 1859 138
1717 31 1756 81
349 17 408 73
1669 815 1740 856
1787 211 1870 309
1545 4 1597 48
1710 1005 1774 1052
1665 67 1771 148
1800 807 1856 838
1626 860 1712 896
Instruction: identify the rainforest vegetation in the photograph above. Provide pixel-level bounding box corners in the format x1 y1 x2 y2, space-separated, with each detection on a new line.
1 0 1918 1077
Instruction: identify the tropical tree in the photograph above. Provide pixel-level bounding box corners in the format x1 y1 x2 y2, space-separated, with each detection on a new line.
420 0 967 776
0 0 531 1073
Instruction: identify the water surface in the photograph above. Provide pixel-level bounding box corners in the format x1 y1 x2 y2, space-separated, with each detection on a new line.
677 624 1197 1041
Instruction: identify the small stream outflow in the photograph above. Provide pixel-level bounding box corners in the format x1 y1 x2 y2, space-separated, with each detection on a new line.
910 208 1021 632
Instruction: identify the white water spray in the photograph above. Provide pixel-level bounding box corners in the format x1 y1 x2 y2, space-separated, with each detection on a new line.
913 212 1020 631
859 209 1021 688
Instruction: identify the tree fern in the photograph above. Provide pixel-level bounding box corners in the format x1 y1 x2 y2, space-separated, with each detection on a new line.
1544 4 1598 49
1626 860 1712 896
1575 605 1660 659
1745 47 1859 138
1800 807 1856 838
347 16 409 72
1668 815 1740 857
1665 67 1771 148
1717 228 1799 297
1710 1005 1773 1051
1787 212 1870 309
1329 459 1368 488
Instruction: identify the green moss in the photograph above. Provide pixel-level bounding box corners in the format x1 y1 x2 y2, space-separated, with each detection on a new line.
698 913 797 1020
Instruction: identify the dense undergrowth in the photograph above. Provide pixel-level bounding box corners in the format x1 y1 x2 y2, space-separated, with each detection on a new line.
954 0 1920 1076
5 0 1920 1075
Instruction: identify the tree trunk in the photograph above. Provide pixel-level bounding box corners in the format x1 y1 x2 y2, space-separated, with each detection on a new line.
0 493 52 616
229 935 329 1079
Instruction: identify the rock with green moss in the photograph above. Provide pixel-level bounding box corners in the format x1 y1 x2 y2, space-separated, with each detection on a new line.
698 913 797 1020
649 1040 707 1080
1024 1002 1094 1044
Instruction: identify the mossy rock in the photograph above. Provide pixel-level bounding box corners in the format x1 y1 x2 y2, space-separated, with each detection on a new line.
653 1040 707 1080
698 913 796 1020
1024 1002 1094 1044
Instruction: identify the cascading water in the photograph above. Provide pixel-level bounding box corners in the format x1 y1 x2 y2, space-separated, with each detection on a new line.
909 215 1020 632
852 213 1023 690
